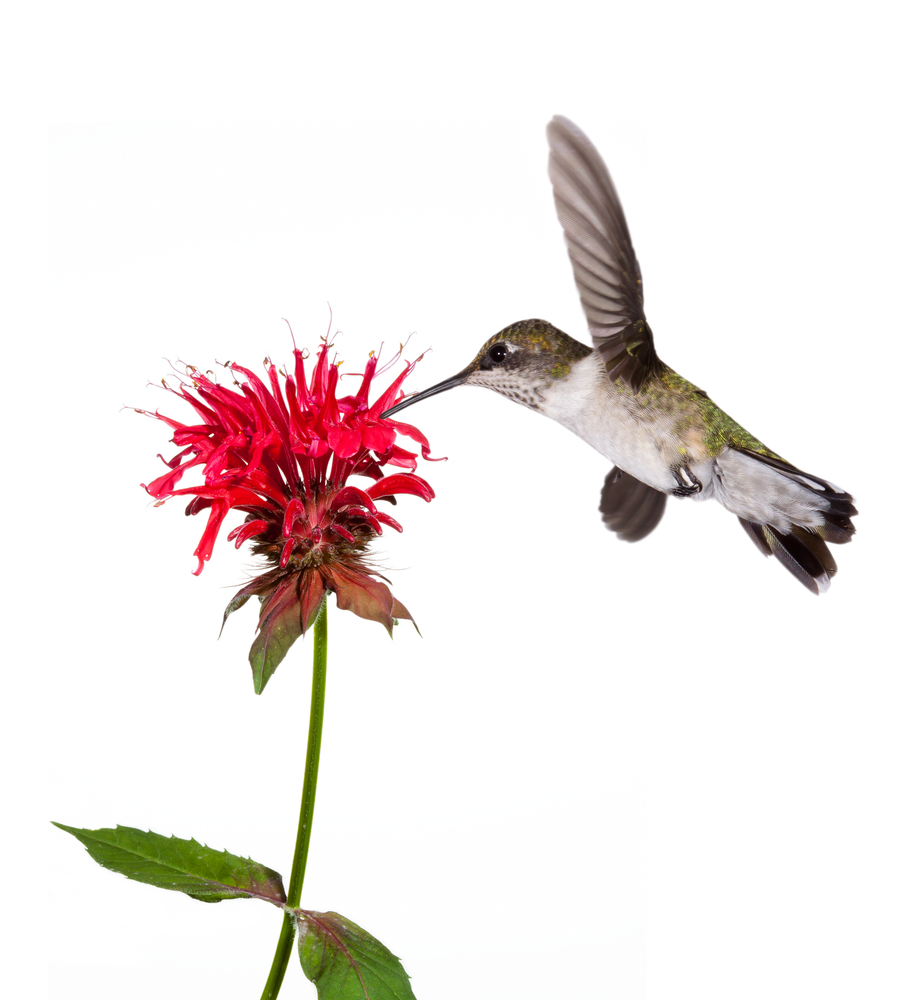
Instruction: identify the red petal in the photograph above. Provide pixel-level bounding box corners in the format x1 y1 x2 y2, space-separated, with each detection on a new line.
157 444 195 471
280 536 295 568
360 422 395 453
383 444 419 470
356 353 378 401
327 425 362 459
330 485 376 513
227 518 269 549
340 507 383 534
300 437 330 459
166 484 276 510
369 364 414 415
387 417 444 462
283 498 304 537
191 500 229 575
367 473 435 501
330 523 355 543
142 455 203 497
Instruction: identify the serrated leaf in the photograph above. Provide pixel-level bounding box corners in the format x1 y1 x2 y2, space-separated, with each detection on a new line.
53 823 286 905
296 910 417 1000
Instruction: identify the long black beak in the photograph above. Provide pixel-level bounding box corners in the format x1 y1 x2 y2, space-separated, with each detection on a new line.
380 369 471 419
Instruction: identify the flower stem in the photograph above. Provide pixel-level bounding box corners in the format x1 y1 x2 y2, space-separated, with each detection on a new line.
260 600 329 999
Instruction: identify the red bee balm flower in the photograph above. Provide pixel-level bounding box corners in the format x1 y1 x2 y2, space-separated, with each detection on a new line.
140 338 440 693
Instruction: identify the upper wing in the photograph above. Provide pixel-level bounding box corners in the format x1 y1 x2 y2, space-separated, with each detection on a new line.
547 115 660 393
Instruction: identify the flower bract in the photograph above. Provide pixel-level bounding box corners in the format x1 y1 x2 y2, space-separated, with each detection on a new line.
140 337 439 692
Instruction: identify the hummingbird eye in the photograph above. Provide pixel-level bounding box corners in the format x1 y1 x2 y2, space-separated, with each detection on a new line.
485 343 509 367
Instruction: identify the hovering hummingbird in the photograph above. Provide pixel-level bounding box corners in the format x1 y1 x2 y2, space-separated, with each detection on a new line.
382 116 856 593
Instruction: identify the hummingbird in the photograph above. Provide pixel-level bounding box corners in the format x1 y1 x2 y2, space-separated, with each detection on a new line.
382 116 857 593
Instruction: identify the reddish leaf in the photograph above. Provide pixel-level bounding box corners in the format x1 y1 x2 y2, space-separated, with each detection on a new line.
296 909 417 999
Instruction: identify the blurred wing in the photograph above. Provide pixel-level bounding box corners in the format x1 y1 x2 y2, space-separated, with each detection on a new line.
547 115 660 393
599 466 668 542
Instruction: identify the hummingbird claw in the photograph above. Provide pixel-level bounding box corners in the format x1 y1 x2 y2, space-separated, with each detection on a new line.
671 465 703 497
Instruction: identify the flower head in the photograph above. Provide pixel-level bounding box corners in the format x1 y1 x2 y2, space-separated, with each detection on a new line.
139 336 439 692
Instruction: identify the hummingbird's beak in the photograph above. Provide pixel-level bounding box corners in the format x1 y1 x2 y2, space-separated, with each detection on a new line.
380 368 472 419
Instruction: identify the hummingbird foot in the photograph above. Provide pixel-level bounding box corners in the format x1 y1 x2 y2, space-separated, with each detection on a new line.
670 465 703 497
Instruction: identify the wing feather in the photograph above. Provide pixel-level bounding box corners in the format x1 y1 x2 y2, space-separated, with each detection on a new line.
600 466 667 542
548 116 660 392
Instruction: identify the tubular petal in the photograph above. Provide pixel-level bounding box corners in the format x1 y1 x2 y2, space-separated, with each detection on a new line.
330 486 377 513
330 524 356 543
280 537 295 568
283 498 305 537
192 501 229 575
374 511 403 532
384 416 443 462
327 425 363 458
228 519 270 549
367 473 435 501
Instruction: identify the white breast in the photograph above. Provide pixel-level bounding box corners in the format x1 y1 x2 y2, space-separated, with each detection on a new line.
539 356 707 495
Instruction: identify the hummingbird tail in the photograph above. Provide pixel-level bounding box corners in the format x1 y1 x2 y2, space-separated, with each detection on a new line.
715 449 857 594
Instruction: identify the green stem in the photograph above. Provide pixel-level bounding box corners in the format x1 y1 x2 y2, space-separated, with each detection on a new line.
260 600 329 999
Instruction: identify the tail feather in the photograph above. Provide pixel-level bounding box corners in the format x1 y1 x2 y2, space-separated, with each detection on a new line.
738 520 839 594
793 527 838 578
819 511 855 544
716 448 856 594
739 518 771 559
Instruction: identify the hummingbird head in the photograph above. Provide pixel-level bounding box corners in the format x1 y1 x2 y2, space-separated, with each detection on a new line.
381 319 592 418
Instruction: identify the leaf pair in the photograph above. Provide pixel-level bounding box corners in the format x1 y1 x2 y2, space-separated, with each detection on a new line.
55 824 416 1000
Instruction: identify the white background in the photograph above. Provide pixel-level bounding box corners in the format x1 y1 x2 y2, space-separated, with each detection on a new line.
7 2 899 998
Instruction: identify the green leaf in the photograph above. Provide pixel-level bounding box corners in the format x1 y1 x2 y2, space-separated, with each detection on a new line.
53 823 286 905
296 910 417 1000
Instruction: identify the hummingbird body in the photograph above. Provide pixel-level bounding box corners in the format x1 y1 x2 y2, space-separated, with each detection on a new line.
382 118 856 593
489 323 843 540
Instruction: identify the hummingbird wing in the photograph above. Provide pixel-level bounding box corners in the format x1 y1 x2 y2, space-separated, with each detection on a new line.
599 466 668 542
547 116 660 393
